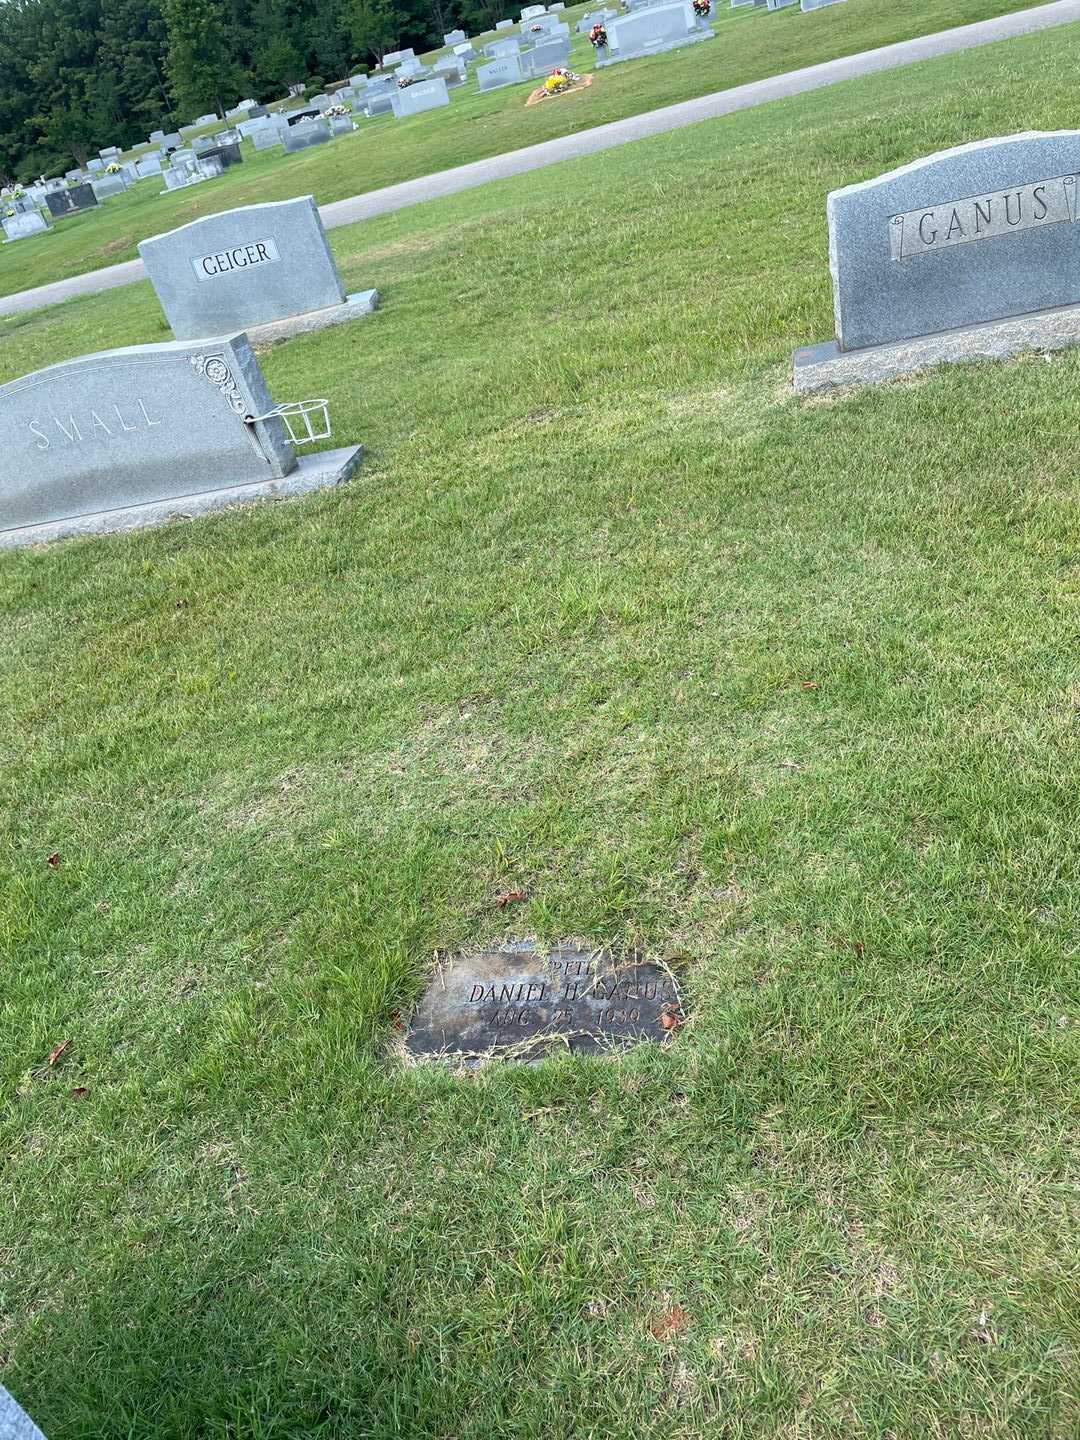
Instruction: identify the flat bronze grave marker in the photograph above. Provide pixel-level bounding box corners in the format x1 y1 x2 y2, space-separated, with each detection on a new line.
405 941 681 1064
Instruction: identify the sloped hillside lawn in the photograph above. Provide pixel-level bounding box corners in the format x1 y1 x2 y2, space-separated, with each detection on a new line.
1 24 1078 1440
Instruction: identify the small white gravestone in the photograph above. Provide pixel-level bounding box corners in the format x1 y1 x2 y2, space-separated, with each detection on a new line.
138 195 378 344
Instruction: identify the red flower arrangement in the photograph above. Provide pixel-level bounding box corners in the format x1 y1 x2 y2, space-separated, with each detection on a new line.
397 74 415 87
588 22 607 46
692 0 710 14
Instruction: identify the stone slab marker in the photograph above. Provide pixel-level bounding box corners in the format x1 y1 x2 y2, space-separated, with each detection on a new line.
138 196 378 344
795 132 1080 391
405 942 682 1064
0 333 362 547
0 1385 46 1440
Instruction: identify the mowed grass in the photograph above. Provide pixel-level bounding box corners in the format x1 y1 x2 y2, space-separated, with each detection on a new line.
3 21 1080 1440
0 0 1049 298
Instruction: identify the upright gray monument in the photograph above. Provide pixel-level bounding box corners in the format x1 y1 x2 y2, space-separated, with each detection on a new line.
138 196 378 344
794 132 1080 391
0 334 362 547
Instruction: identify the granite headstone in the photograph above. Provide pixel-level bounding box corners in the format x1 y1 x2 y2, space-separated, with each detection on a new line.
139 195 377 342
795 131 1080 389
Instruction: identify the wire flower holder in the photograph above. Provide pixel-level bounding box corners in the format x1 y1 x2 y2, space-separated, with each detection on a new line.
246 398 332 447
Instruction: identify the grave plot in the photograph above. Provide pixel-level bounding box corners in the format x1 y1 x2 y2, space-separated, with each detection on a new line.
405 943 682 1063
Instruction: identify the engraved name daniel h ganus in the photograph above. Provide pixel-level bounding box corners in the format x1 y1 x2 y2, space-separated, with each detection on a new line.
889 174 1079 260
28 399 162 450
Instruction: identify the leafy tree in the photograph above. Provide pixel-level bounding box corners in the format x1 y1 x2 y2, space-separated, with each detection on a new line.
348 0 404 67
163 0 237 117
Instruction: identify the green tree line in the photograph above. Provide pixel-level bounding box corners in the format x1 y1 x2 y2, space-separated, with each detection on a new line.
0 0 504 180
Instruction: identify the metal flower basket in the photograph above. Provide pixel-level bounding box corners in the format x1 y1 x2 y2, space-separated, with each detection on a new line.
247 398 332 446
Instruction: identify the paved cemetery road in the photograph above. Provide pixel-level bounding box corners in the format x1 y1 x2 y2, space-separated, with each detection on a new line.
4 0 1080 320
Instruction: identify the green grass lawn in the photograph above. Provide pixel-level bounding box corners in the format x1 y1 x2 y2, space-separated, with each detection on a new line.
2 0 1049 300
3 19 1080 1440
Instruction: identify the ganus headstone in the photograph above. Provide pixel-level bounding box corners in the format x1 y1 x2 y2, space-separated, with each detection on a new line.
795 131 1080 391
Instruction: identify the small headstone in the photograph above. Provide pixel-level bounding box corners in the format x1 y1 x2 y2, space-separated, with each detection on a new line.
452 41 479 62
194 141 243 169
405 942 682 1064
149 129 166 142
252 121 286 151
91 174 127 201
495 18 515 28
432 57 468 86
45 184 98 218
138 194 377 343
477 54 524 91
135 154 163 178
2 210 50 242
484 36 521 56
520 35 571 75
443 27 467 43
391 77 451 118
283 118 333 151
87 158 105 173
795 130 1080 390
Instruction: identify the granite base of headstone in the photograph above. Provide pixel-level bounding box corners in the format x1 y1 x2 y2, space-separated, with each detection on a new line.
404 942 682 1065
794 132 1080 392
138 195 379 345
0 332 363 550
0 1384 46 1440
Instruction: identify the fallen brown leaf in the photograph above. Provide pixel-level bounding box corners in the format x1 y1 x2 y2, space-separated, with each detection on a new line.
660 1003 683 1031
46 852 61 869
650 1303 690 1341
46 1039 71 1067
802 681 821 691
70 1087 89 1100
495 889 527 908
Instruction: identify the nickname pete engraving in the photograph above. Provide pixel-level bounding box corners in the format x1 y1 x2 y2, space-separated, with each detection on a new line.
889 175 1079 260
191 237 281 282
28 399 163 450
